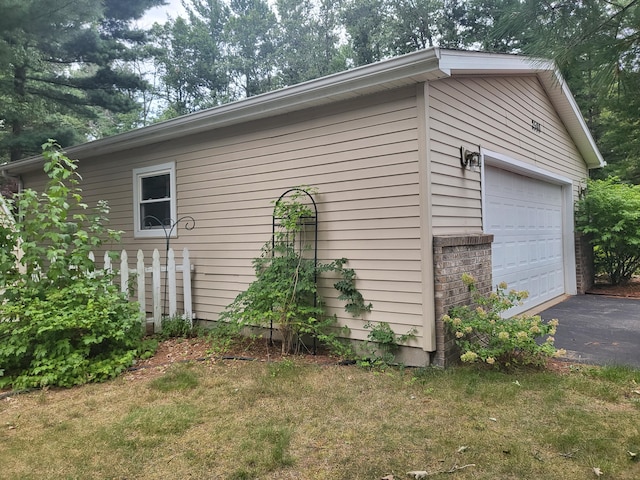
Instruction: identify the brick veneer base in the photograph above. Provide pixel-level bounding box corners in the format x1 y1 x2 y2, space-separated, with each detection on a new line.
432 234 494 367
575 233 594 294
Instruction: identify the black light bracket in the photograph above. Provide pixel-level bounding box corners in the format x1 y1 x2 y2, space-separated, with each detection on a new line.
460 146 481 172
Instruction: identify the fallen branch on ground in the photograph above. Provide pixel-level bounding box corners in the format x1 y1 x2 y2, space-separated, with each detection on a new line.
407 463 476 478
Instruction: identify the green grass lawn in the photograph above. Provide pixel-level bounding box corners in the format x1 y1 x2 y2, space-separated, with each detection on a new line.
1 359 639 479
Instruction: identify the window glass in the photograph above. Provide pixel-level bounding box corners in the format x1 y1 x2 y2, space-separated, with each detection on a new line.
141 174 170 200
140 202 170 228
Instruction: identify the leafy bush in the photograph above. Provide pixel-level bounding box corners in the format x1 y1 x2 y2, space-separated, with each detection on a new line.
357 321 416 369
219 187 371 355
159 316 203 340
0 141 145 389
443 274 562 369
575 177 640 285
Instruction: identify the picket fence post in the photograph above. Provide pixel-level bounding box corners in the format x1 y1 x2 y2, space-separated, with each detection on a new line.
183 247 193 327
152 249 162 333
136 250 146 319
104 252 112 274
120 250 128 294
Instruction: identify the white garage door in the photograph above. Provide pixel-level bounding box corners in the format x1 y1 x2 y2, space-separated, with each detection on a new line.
485 166 565 314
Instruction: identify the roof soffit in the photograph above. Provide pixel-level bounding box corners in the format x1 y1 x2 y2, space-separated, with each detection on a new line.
2 48 603 173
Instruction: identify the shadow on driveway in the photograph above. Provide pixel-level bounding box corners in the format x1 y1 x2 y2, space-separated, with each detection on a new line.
539 295 640 368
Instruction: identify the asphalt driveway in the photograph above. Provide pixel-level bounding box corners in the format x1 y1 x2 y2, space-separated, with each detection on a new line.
539 295 640 368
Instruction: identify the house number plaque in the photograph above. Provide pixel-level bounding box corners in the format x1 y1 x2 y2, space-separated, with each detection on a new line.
531 119 542 133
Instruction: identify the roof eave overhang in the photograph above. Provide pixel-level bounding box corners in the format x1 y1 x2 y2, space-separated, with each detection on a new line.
1 48 446 175
537 69 605 169
1 48 604 174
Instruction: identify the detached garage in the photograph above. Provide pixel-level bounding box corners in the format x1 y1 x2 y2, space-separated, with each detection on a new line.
1 48 604 366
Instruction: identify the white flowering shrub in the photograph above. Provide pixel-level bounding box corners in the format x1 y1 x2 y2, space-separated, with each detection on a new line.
443 274 565 369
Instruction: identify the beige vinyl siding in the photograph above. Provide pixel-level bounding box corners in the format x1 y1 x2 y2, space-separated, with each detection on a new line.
34 86 424 343
429 75 589 235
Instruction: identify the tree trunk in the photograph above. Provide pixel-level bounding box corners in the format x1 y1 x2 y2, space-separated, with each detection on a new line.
10 65 27 162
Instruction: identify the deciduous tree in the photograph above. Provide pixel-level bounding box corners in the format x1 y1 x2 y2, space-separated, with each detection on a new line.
275 0 347 86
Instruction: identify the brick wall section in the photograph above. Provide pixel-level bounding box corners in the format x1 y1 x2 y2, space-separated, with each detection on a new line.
432 234 494 367
575 232 594 294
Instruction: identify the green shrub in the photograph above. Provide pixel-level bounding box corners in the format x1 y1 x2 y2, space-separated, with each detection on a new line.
357 321 416 369
443 274 562 369
159 316 201 340
575 177 640 285
0 141 145 389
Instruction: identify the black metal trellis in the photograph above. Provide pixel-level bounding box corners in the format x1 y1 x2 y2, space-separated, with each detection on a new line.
272 188 319 354
142 215 196 317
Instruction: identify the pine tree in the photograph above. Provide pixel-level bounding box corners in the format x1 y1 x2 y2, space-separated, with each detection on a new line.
0 0 165 161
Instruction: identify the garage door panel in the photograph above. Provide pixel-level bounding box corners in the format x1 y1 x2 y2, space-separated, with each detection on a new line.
485 166 565 315
528 239 540 263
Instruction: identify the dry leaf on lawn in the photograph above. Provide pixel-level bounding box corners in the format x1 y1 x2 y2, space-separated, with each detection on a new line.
407 471 428 479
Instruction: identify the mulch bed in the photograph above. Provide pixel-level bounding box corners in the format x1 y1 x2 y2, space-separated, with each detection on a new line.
135 276 640 377
127 336 343 378
586 276 640 298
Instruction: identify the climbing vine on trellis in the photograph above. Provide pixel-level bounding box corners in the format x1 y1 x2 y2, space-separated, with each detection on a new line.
219 186 371 354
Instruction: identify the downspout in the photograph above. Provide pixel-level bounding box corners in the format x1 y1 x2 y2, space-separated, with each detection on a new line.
1 168 23 199
0 168 23 188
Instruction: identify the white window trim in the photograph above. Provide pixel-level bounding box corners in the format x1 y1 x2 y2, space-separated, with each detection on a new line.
133 162 177 239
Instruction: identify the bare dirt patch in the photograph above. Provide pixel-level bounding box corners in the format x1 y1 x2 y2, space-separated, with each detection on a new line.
125 336 343 382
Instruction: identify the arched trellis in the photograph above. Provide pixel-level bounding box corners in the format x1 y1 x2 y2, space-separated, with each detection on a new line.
272 188 319 353
143 215 196 317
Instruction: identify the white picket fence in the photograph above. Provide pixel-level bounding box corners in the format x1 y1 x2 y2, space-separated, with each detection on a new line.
90 248 194 333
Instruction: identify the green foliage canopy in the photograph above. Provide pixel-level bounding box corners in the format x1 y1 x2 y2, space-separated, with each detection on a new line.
575 177 640 285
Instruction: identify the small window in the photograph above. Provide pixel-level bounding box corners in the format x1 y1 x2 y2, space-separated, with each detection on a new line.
133 162 176 238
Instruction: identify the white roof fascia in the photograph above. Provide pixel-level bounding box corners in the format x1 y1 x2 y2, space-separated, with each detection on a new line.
1 48 446 174
537 69 605 169
1 48 603 173
437 48 555 74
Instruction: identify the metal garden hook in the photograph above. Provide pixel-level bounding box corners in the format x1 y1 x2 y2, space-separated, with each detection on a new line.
142 215 196 316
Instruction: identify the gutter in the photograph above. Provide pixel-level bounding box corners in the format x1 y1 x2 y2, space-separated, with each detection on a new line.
1 48 445 175
0 47 604 173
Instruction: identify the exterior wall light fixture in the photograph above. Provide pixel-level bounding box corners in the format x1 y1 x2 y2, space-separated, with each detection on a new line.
460 146 481 172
